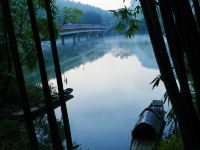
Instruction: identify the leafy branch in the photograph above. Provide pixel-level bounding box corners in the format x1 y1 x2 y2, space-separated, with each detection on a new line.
59 7 83 29
150 75 178 133
110 1 142 39
149 75 162 89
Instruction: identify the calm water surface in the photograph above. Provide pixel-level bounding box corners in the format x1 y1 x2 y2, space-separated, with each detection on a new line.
48 35 165 150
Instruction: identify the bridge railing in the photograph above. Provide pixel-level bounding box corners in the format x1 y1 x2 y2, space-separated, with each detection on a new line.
61 23 109 30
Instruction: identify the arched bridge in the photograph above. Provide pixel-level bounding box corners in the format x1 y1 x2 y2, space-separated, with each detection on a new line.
59 24 110 45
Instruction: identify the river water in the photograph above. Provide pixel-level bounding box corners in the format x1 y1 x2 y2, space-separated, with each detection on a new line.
46 35 165 150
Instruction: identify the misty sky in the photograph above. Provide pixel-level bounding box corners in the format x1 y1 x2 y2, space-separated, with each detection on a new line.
71 0 132 10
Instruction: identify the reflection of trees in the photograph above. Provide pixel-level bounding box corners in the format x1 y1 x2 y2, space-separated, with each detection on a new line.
58 35 158 71
27 35 156 83
35 115 65 150
111 47 134 59
27 39 110 83
109 36 157 69
56 42 109 78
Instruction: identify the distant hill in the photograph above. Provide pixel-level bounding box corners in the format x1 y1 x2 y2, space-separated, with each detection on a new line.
55 0 117 26
55 0 147 34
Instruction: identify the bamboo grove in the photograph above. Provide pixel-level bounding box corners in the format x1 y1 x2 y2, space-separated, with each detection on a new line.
140 0 200 149
0 0 73 149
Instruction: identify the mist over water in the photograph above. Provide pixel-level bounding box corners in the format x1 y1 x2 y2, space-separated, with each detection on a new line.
48 35 165 150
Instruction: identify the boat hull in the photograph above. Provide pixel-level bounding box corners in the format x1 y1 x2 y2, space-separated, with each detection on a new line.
130 100 166 150
132 108 165 139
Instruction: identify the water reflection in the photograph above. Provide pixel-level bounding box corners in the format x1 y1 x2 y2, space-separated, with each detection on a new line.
49 35 165 150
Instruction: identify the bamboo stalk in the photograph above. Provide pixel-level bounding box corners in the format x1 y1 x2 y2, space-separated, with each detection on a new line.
44 0 73 149
192 0 200 28
170 0 200 112
26 1 63 149
139 0 192 148
159 0 200 147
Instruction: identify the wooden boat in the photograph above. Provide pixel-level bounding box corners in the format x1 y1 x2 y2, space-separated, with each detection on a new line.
10 88 74 119
130 100 166 150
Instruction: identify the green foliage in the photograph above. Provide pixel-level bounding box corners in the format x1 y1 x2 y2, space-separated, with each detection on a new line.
0 82 43 114
0 76 21 110
0 0 57 104
26 84 43 102
155 133 183 150
80 11 103 24
166 109 177 126
56 0 116 26
9 0 35 70
7 0 59 70
150 75 177 132
0 116 66 150
0 119 24 134
0 119 28 150
34 0 58 16
60 7 83 25
37 18 50 40
0 140 27 150
110 2 142 39
149 75 162 89
163 91 170 104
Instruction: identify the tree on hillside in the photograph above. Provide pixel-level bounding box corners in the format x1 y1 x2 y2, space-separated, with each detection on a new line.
60 7 83 26
80 11 103 24
55 0 117 26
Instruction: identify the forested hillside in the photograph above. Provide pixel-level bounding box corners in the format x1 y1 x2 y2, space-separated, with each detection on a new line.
56 0 117 25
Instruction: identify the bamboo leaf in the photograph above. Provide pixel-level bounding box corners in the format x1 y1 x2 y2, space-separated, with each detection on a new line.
149 75 161 89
